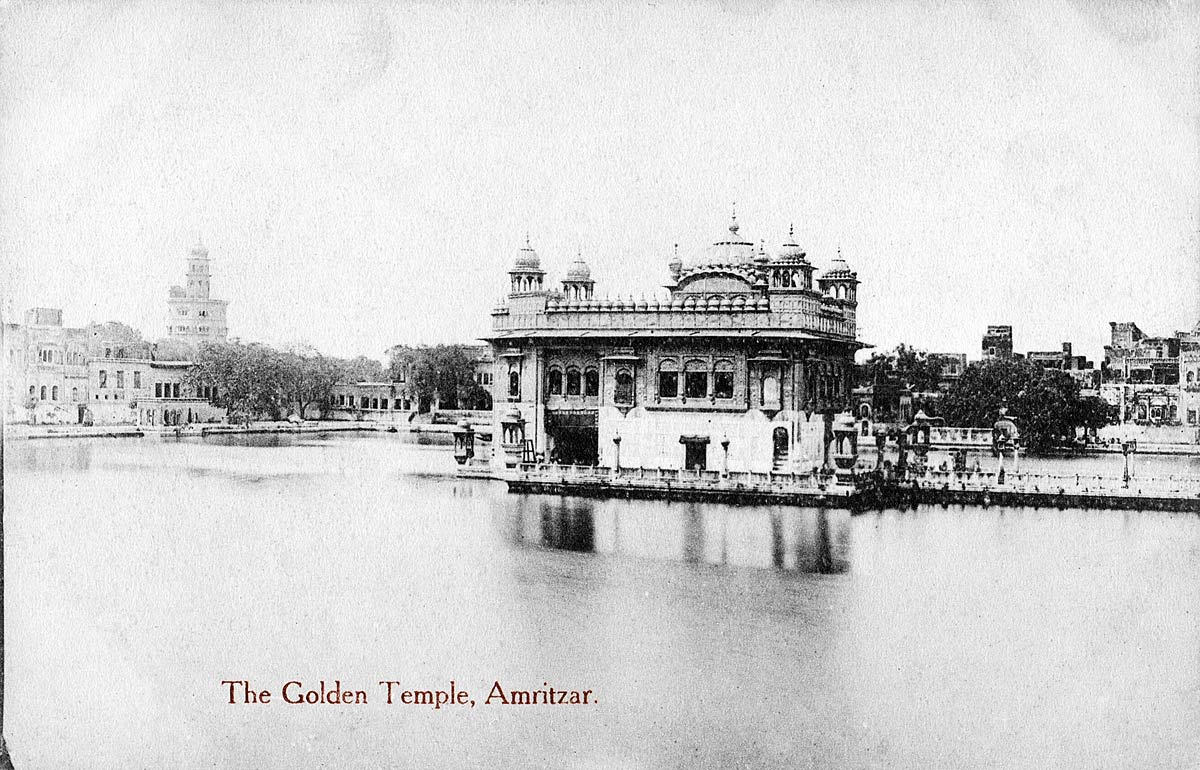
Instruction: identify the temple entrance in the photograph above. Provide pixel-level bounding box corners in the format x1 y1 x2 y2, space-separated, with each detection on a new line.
773 427 789 463
546 409 599 465
680 435 710 471
549 427 598 465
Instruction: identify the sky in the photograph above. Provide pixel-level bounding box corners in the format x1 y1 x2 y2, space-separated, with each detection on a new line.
1 0 1197 363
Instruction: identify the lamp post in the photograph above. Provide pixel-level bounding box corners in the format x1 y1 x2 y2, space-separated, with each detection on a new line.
1122 439 1135 488
720 436 730 478
612 433 622 474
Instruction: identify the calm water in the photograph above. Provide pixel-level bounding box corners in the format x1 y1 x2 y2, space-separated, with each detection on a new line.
4 434 1199 769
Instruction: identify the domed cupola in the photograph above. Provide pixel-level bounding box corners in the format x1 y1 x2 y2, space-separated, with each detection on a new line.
817 246 860 304
668 243 683 284
764 223 815 291
561 250 595 300
512 235 542 272
777 224 807 263
508 234 546 295
695 208 756 266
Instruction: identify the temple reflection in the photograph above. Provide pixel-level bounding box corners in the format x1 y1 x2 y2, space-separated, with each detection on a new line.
504 494 850 574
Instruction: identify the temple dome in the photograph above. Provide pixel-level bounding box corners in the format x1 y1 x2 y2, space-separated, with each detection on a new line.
565 256 592 281
821 248 854 279
690 213 756 266
512 236 542 271
777 224 807 263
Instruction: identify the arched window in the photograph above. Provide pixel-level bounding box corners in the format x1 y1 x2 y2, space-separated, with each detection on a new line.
71 387 79 401
614 369 634 405
566 368 581 396
28 385 34 398
1189 371 1195 384
508 370 520 399
52 386 59 401
584 367 599 397
658 359 678 399
714 360 734 399
547 368 563 396
684 360 707 399
39 385 47 400
762 375 780 406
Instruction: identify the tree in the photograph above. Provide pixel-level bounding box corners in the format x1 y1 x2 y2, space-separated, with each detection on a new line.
941 358 1113 453
387 344 488 412
857 344 943 393
151 337 197 362
279 346 342 420
185 341 286 421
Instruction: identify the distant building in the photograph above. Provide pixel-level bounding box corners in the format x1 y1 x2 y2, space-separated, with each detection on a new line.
167 242 229 343
981 325 1013 359
928 352 967 388
3 306 220 425
1101 321 1186 427
328 381 415 423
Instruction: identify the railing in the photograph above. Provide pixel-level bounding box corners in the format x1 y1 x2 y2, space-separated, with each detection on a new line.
893 467 1200 497
512 463 829 492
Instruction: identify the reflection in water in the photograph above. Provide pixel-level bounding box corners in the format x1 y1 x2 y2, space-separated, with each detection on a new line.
538 499 595 552
508 494 850 575
6 434 1200 769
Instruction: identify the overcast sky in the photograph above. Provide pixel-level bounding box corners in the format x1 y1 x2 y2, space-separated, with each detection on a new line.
2 1 1197 362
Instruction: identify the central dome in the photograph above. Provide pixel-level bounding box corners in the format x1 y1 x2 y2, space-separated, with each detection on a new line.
692 213 757 267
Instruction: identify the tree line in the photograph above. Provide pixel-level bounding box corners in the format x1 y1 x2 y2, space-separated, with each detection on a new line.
857 346 1117 454
184 341 491 421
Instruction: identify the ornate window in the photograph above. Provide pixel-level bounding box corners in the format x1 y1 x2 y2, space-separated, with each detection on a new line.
584 367 599 397
614 369 634 405
547 368 563 396
684 366 707 399
1189 371 1196 384
566 367 581 396
658 359 678 399
51 386 59 401
714 360 734 399
71 387 78 401
508 370 520 399
39 385 47 400
98 370 107 388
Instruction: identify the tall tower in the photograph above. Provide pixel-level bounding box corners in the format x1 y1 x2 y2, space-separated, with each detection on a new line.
186 242 213 299
167 240 230 344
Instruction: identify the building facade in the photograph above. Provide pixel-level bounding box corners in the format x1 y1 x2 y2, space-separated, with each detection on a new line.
3 307 221 425
981 325 1014 359
485 216 863 474
167 242 229 343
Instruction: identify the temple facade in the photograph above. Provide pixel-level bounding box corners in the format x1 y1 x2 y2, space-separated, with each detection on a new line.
484 214 864 474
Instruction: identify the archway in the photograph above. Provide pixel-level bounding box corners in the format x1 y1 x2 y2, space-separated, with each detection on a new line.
772 426 789 463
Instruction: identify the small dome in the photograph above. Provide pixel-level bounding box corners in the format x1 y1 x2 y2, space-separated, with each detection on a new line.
189 241 209 258
565 256 592 282
821 247 855 279
512 235 542 272
777 224 807 263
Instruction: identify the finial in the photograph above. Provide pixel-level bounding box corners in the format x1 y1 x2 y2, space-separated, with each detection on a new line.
730 202 739 234
789 223 794 239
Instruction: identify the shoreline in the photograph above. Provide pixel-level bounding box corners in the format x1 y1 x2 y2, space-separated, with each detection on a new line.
4 420 491 441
